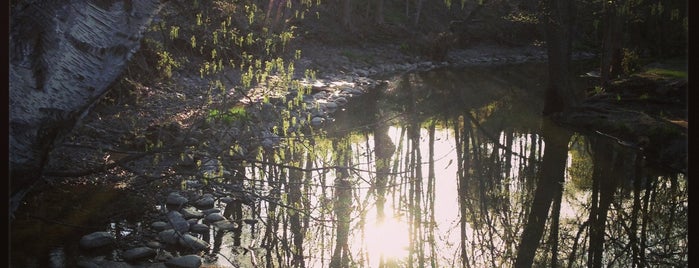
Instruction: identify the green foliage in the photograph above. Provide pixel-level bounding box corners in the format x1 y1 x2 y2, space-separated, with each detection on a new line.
621 48 640 75
503 12 539 24
207 105 250 124
592 86 605 95
156 50 180 79
643 68 687 79
567 135 593 191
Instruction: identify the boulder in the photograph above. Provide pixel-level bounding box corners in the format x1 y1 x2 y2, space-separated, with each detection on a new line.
203 213 226 223
178 234 209 251
167 211 189 233
165 255 202 268
122 247 156 262
79 231 114 249
166 192 188 207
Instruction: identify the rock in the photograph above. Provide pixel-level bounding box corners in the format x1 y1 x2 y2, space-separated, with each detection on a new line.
204 213 226 223
79 260 142 268
212 220 238 231
165 255 202 268
159 229 179 245
151 221 170 231
190 224 209 234
187 218 199 226
146 241 162 249
167 211 189 233
313 91 329 99
260 131 281 150
321 101 338 111
311 117 325 126
333 97 348 106
193 196 215 209
123 247 156 262
201 208 221 215
243 219 258 225
199 158 224 179
341 87 363 95
155 250 174 262
77 260 101 268
79 231 114 249
178 234 209 251
166 192 188 207
181 207 204 219
183 180 202 189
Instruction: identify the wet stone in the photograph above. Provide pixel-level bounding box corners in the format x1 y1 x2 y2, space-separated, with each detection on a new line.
151 221 169 231
212 220 238 231
122 247 156 262
146 241 162 249
178 234 209 251
166 192 188 207
165 254 202 268
156 250 174 262
311 117 325 126
167 211 189 233
333 97 348 106
204 213 226 223
341 87 363 95
80 260 139 268
77 259 101 268
187 218 199 226
219 197 232 204
201 208 221 215
190 223 209 234
159 229 179 245
181 207 203 219
79 231 115 249
194 196 215 209
322 101 338 111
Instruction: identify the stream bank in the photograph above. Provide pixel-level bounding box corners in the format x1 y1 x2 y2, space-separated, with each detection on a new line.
11 23 686 268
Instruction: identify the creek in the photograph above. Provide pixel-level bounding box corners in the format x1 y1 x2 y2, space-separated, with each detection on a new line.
10 62 687 267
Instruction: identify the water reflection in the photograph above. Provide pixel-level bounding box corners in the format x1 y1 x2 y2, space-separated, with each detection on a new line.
11 63 685 267
210 63 685 267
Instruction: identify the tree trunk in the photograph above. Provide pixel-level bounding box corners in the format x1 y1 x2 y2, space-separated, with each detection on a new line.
376 0 385 25
515 0 577 265
9 0 163 217
600 0 625 86
549 173 563 267
288 148 306 267
587 137 624 268
541 0 579 115
342 0 353 31
414 0 424 26
514 119 571 268
455 115 472 268
330 139 352 268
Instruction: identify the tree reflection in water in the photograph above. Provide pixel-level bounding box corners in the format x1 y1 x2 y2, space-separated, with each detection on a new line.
207 64 686 267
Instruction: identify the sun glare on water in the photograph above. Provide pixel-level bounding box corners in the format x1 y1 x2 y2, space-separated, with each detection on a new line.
363 214 411 264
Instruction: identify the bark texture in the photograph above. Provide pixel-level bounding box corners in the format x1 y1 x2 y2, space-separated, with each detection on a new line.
10 0 163 211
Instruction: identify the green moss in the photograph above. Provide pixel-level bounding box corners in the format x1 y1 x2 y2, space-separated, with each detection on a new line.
643 68 687 79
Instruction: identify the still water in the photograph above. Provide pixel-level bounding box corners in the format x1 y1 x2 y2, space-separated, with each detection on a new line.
10 63 687 267
212 63 686 267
